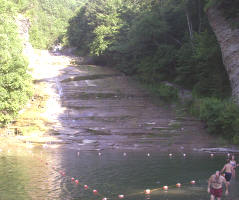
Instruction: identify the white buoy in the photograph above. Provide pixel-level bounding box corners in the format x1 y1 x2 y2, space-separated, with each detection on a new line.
118 194 124 199
145 189 151 195
169 153 172 157
190 180 196 184
176 183 181 188
98 152 102 156
163 186 168 191
183 153 186 157
123 152 127 156
210 153 214 157
147 153 150 157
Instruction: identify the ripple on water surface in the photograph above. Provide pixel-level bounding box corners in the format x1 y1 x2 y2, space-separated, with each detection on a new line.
0 149 238 200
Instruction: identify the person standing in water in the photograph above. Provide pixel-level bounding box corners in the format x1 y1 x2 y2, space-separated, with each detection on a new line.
220 159 233 185
208 170 228 200
230 155 239 178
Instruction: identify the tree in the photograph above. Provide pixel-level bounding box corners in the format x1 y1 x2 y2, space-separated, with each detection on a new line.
0 0 32 125
66 0 231 98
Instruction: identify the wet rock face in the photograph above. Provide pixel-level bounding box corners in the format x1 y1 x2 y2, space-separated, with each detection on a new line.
23 44 229 151
32 52 220 151
16 14 35 64
16 14 30 43
16 14 31 49
207 7 239 103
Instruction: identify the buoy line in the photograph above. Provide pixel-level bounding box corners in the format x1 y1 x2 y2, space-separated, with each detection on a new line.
127 180 197 197
1 148 237 200
36 153 200 200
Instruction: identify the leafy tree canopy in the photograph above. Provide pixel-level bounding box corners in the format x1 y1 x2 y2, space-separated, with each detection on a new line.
0 0 32 125
67 0 231 98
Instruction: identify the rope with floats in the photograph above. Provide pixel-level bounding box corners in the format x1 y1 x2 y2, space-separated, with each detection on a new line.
1 148 237 200
35 152 206 200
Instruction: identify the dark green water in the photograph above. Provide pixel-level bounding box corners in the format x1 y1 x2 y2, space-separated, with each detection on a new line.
0 148 238 200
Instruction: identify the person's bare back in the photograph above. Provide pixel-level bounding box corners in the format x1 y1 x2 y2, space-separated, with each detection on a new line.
224 163 233 173
221 159 233 183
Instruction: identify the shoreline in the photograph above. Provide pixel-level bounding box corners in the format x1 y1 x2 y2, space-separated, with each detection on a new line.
1 50 238 154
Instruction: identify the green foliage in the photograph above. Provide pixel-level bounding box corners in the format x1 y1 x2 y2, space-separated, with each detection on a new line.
67 6 92 54
67 0 238 143
204 0 218 11
15 0 83 49
68 0 231 97
68 0 125 55
89 0 123 55
141 82 178 102
233 134 239 145
157 84 178 101
0 0 33 125
12 0 32 12
137 45 177 83
191 98 239 144
176 31 231 97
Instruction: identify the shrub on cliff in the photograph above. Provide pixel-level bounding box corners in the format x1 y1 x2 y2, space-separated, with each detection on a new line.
191 98 239 144
0 0 32 125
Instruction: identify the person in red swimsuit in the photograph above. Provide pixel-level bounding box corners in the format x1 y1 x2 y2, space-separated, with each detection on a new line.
208 170 228 200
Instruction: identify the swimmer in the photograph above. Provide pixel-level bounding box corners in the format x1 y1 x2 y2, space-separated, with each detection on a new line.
208 170 228 200
230 155 239 177
220 159 233 185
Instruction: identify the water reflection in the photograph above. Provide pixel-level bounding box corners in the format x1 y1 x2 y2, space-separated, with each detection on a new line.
0 146 238 200
0 146 61 200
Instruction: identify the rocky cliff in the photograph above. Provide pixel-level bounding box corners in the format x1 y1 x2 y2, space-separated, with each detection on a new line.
16 14 35 66
207 6 239 103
